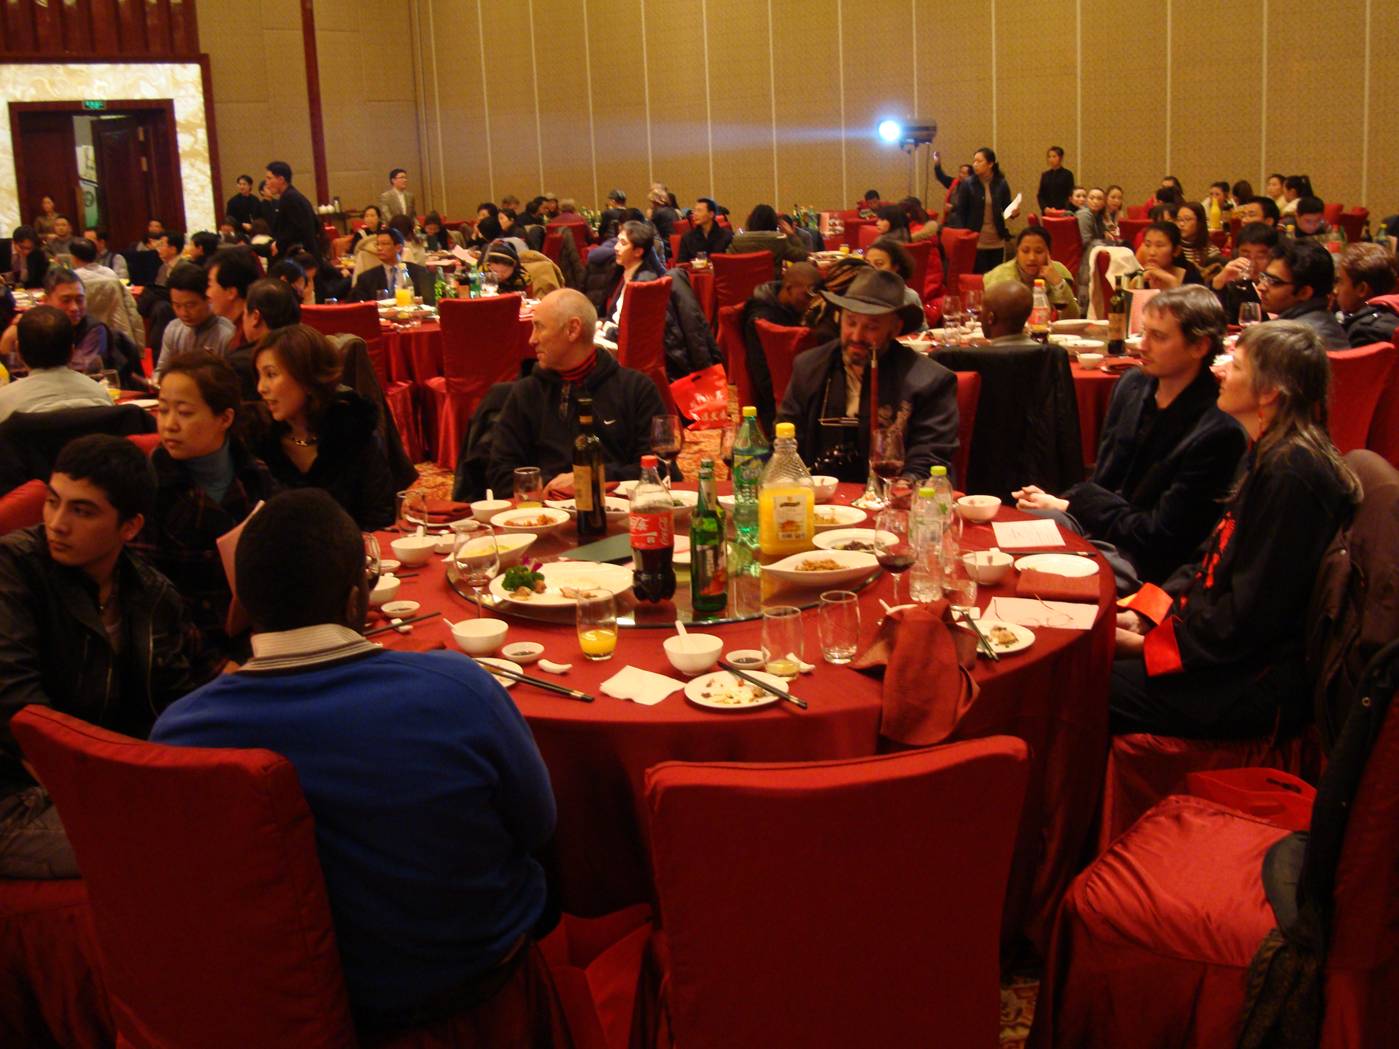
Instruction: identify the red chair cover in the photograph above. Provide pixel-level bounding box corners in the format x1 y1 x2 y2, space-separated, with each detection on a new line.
1126 205 1148 219
0 478 48 533
856 222 880 250
537 906 653 1049
901 238 939 303
1117 217 1150 249
1093 249 1112 316
302 303 423 463
541 231 563 263
1327 342 1398 454
1367 351 1399 466
667 233 681 262
1323 201 1345 225
645 742 1029 1049
940 228 979 295
954 371 981 487
1183 767 1315 832
1337 208 1368 244
753 319 818 410
126 432 161 456
427 294 527 470
710 252 772 314
841 217 872 251
1033 675 1399 1049
1041 215 1082 282
616 277 675 414
957 272 984 294
715 304 749 405
671 218 691 238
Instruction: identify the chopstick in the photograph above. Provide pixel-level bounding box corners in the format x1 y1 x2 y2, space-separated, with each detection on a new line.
470 658 595 702
957 612 1001 662
719 660 808 711
363 610 441 636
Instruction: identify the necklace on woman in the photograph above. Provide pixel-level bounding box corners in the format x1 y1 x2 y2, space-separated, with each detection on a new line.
288 433 318 447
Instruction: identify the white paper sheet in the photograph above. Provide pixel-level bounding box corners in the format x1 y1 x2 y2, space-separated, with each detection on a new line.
1002 192 1023 221
990 518 1064 549
984 597 1096 631
450 245 475 264
600 666 684 705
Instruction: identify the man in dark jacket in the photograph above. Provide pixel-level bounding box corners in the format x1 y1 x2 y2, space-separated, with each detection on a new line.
349 228 436 304
777 269 958 480
677 198 733 262
742 262 822 431
1334 243 1399 348
1014 286 1247 589
0 435 200 877
664 267 723 380
1258 238 1348 348
490 289 671 496
265 160 321 257
7 225 49 288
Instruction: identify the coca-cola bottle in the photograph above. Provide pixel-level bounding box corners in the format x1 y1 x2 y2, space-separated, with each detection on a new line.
628 454 676 603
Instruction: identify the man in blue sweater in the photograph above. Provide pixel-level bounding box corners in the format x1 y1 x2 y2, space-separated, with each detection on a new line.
151 489 557 1034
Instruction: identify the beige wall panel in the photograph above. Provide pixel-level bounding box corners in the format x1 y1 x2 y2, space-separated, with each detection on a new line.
1170 0 1263 203
772 0 844 212
642 0 712 206
995 0 1078 214
423 0 494 216
1079 0 1165 202
914 0 993 214
531 0 597 207
1265 2 1365 207
1369 3 1399 212
706 0 779 217
484 15 546 200
587 0 650 207
841 0 917 207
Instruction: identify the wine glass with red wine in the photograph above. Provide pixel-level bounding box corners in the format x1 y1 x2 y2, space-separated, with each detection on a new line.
874 508 914 604
870 426 905 503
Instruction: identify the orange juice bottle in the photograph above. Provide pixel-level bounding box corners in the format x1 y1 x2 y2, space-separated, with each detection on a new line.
757 422 815 557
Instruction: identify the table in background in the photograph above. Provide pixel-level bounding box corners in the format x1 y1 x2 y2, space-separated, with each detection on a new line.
1071 361 1131 467
377 484 1113 953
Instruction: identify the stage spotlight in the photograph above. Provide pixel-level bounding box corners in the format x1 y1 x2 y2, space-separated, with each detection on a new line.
878 119 903 144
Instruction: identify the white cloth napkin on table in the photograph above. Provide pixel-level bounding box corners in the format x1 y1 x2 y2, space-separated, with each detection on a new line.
600 666 685 705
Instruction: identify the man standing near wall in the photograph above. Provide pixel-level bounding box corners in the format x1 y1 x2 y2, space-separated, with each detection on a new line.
265 161 320 258
379 168 415 221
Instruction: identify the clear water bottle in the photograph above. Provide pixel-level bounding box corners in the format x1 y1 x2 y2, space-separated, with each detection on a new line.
909 485 944 602
928 465 954 525
730 406 770 574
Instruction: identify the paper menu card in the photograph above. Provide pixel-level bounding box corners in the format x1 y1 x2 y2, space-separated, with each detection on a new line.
1002 192 1023 221
984 597 1096 631
450 245 475 264
990 518 1064 549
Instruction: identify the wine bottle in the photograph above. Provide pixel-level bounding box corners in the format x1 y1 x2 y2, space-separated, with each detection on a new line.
1107 276 1127 356
573 396 607 540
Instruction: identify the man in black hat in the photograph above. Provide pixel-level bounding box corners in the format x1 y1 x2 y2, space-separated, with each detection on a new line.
776 268 959 481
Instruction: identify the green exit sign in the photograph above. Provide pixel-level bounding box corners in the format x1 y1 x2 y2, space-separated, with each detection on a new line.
82 100 106 111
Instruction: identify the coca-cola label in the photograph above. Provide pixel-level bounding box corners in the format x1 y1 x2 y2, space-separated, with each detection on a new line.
630 511 673 550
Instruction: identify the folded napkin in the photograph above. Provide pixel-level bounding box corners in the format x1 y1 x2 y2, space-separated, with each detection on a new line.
1015 569 1100 603
852 602 979 747
425 499 473 520
600 666 685 706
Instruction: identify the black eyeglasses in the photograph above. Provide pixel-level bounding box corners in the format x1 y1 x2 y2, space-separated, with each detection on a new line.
1257 271 1297 288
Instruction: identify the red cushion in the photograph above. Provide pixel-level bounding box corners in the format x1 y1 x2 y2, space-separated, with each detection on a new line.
1327 342 1397 454
752 319 817 408
710 252 772 312
616 277 674 414
0 479 47 533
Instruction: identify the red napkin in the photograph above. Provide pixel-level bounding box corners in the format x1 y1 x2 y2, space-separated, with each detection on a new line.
852 602 979 747
424 499 473 520
1015 569 1099 603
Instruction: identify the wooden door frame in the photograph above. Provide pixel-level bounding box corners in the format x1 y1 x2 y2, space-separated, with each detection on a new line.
0 54 221 223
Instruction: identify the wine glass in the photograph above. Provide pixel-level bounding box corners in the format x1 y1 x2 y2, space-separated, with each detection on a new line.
962 289 982 333
363 534 382 590
650 414 684 489
719 420 737 478
512 466 544 507
480 270 499 296
1238 302 1262 328
870 426 905 503
941 294 963 345
874 508 914 605
452 524 499 618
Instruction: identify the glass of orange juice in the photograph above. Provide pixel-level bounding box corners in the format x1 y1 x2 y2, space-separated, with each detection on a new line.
576 589 617 661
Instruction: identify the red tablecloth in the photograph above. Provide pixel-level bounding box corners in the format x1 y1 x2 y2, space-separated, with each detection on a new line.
1071 361 1129 467
377 485 1112 953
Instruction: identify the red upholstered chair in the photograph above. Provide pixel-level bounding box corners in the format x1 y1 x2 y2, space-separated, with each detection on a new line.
954 371 981 488
671 218 692 238
1337 208 1368 243
957 272 984 295
1092 249 1113 316
427 295 528 470
752 319 818 409
125 432 161 456
940 228 979 295
301 302 421 463
644 742 1029 1049
1041 214 1082 281
0 478 49 533
1117 217 1150 249
1327 342 1397 454
668 232 681 262
856 222 880 250
541 231 563 263
1323 201 1345 226
841 217 872 251
554 220 588 256
1032 656 1399 1049
1126 204 1148 219
711 252 772 314
716 304 749 405
1368 354 1399 465
902 237 937 303
616 277 675 414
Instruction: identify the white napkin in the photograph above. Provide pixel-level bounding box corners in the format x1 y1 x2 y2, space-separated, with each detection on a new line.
600 666 685 705
984 597 1096 631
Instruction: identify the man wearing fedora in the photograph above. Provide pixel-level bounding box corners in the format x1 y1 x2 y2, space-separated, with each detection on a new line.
777 268 959 481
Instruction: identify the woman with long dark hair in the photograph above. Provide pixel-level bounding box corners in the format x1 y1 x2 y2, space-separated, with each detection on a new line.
948 147 1016 273
873 204 912 243
1113 321 1360 738
1129 221 1204 290
1175 202 1224 285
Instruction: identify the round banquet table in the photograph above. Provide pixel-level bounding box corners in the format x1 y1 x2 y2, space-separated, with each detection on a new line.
375 483 1112 954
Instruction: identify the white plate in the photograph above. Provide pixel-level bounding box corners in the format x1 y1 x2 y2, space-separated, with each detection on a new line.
545 496 630 515
718 494 736 510
130 398 159 409
672 535 692 565
762 548 879 587
613 479 639 497
488 560 634 607
476 657 523 688
813 504 867 531
490 507 572 533
685 669 788 711
958 617 1036 656
667 490 699 519
1013 553 1099 578
1050 319 1099 333
812 527 896 553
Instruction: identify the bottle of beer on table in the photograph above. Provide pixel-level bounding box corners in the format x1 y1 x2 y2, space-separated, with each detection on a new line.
573 395 607 540
690 458 727 615
629 455 676 603
1107 276 1127 356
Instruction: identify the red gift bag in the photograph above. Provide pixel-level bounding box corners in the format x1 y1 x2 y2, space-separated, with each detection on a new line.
669 364 729 429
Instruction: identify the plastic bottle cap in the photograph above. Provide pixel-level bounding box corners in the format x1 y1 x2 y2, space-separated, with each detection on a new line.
931 465 948 476
741 406 757 417
1034 278 1046 286
775 422 796 438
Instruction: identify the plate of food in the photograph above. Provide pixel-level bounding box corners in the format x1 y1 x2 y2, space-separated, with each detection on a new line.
812 527 897 553
957 617 1036 656
813 504 867 530
488 560 634 607
450 532 537 569
490 507 572 534
684 669 788 711
762 548 879 587
545 496 630 515
1014 552 1099 578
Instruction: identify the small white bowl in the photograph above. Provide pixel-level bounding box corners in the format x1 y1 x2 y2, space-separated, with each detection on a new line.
1077 352 1105 368
379 559 401 573
961 549 1015 585
369 574 401 606
453 531 538 569
811 475 839 502
471 498 513 522
955 494 1002 523
501 641 545 665
663 633 723 676
390 534 438 565
381 600 421 617
725 648 766 670
491 507 572 534
451 617 509 655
